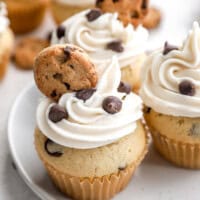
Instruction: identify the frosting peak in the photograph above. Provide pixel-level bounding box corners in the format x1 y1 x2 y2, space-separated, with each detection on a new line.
37 57 143 149
0 2 9 33
51 9 148 73
140 22 200 117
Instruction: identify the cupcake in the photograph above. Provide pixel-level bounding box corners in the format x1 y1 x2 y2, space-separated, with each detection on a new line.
0 2 14 80
50 9 149 93
50 0 95 24
140 22 200 169
34 44 147 199
3 0 49 34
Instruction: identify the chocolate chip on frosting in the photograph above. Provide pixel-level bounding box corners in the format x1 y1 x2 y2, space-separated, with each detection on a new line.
76 89 96 102
48 104 68 123
102 96 122 114
163 41 178 55
56 26 65 39
44 139 63 157
118 81 131 94
86 9 102 22
106 41 124 53
178 80 196 96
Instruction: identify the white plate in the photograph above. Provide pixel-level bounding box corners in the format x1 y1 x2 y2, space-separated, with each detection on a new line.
8 83 200 200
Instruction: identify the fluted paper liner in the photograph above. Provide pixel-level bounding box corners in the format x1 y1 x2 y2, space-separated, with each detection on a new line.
151 130 200 169
7 1 48 34
39 144 147 200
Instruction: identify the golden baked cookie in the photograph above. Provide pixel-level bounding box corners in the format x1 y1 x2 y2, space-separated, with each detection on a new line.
144 107 200 168
35 121 147 199
3 0 49 34
14 37 49 70
34 44 98 101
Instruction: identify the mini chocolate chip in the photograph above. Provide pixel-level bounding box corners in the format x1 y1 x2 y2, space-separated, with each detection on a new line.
76 89 96 102
49 104 68 123
51 90 57 98
107 41 124 53
141 0 148 9
131 11 139 18
118 166 125 171
118 81 131 94
86 9 102 22
47 31 52 42
178 80 195 96
163 41 178 55
102 96 122 114
53 73 63 80
69 64 74 69
45 139 63 157
56 26 65 39
144 107 151 114
96 0 104 6
64 82 70 90
63 46 71 61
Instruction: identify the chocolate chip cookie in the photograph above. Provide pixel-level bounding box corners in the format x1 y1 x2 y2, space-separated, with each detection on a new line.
34 44 98 101
14 37 49 70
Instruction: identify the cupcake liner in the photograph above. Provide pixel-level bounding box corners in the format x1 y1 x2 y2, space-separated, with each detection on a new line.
50 1 94 24
151 129 200 169
7 1 48 34
37 141 147 200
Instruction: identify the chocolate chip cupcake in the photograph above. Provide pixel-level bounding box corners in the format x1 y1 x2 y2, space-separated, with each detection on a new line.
3 0 49 34
50 9 149 93
34 44 147 199
0 2 14 80
50 0 95 24
140 22 200 169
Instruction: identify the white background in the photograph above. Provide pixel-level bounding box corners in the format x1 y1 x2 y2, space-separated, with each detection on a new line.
1 0 200 199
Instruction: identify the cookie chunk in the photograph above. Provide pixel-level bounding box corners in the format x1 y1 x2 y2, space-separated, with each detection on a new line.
14 37 49 70
96 0 161 29
34 44 98 101
96 0 149 27
143 8 161 29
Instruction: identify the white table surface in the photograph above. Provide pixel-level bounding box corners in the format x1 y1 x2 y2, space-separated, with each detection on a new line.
1 1 200 199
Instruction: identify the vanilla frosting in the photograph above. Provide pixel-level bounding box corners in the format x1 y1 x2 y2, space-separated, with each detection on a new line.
54 0 95 6
0 2 9 33
37 57 143 149
51 9 148 75
140 22 200 118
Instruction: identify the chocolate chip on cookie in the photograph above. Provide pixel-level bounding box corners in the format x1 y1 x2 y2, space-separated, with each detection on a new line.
178 80 195 96
86 9 102 22
106 41 124 53
163 42 178 55
44 139 63 157
102 96 122 114
118 81 131 94
76 89 96 102
13 37 49 70
34 44 98 101
49 104 68 123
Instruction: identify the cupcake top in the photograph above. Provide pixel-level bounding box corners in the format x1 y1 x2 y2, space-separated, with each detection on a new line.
140 22 200 118
53 0 95 6
51 9 148 74
0 2 9 33
36 56 143 149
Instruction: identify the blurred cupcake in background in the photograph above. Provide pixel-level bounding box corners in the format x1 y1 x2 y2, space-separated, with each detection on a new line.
140 22 200 169
50 0 95 24
0 2 14 80
3 0 49 34
51 9 149 92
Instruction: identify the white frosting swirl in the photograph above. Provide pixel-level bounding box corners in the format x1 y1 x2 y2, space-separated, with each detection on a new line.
37 57 143 149
51 9 148 74
54 0 95 6
140 22 200 118
0 2 9 33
